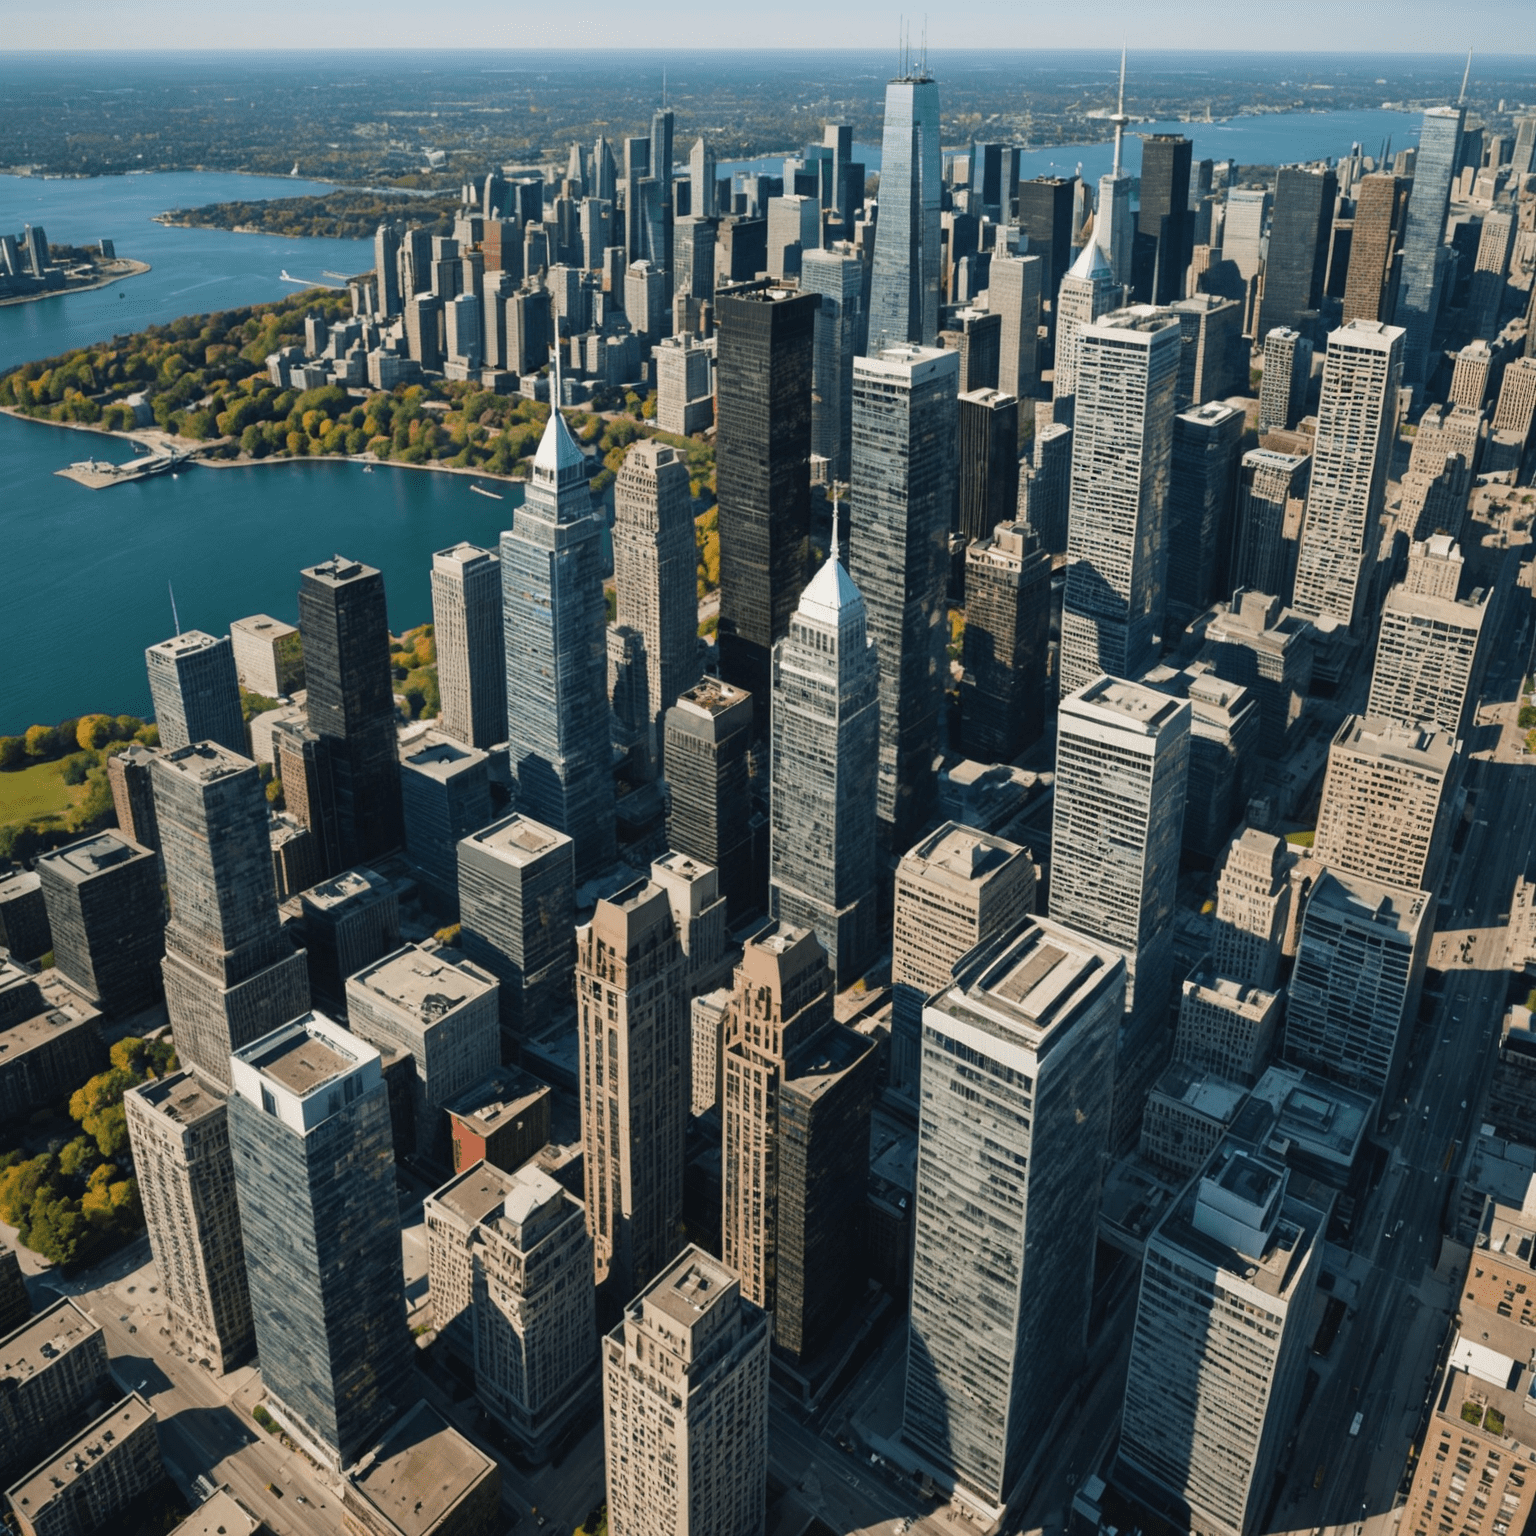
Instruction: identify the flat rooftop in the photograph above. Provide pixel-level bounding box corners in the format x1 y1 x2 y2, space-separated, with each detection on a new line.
1244 1064 1374 1166
347 1402 496 1536
447 1065 551 1133
241 1017 360 1099
428 1161 515 1230
466 814 571 867
1150 1063 1248 1123
1308 868 1429 936
159 742 250 784
302 554 378 588
8 1396 155 1517
350 946 496 1025
652 850 715 885
167 1487 262 1536
1159 1167 1320 1301
642 1248 740 1330
1184 970 1279 1023
1334 714 1457 773
786 1024 874 1103
0 1297 99 1385
302 866 390 911
503 1164 565 1227
147 629 223 660
39 831 150 884
1064 675 1188 735
899 821 1024 891
0 869 42 902
231 613 297 641
130 1069 225 1127
402 739 484 778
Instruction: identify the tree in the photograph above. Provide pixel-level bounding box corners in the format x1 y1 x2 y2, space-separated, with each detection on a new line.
0 1155 53 1226
23 724 52 758
70 1066 139 1156
0 736 22 769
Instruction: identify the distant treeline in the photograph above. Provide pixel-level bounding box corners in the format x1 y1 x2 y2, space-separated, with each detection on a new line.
158 190 461 241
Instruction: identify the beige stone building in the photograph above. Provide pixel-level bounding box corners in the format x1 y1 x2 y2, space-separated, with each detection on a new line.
1174 963 1283 1084
1211 829 1294 989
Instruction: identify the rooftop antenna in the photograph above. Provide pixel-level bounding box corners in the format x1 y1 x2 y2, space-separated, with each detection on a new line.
1458 47 1472 107
552 326 563 415
920 16 927 77
168 580 181 636
831 496 841 566
1111 45 1130 178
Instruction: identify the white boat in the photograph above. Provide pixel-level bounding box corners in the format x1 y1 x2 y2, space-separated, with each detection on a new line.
470 483 503 500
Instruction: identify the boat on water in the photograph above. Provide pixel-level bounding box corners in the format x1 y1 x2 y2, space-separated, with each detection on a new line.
470 483 503 500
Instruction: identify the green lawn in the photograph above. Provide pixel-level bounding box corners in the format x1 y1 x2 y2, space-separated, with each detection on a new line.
0 759 81 825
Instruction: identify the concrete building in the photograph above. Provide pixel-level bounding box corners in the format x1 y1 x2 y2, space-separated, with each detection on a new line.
1211 829 1295 990
989 252 1043 400
576 880 688 1298
458 815 575 1037
5 1393 161 1536
0 1299 113 1489
960 521 1051 762
1257 327 1314 436
37 831 163 1018
0 1241 27 1337
152 743 310 1085
400 735 492 912
1118 1145 1324 1536
890 822 1035 1093
1174 962 1282 1085
1170 294 1243 409
1291 321 1404 632
654 333 713 437
1199 589 1314 756
1486 1008 1536 1148
106 743 160 860
664 680 756 925
425 1161 513 1347
228 1014 411 1467
124 1070 253 1373
431 544 506 750
1138 1062 1250 1178
1060 308 1180 693
1167 400 1244 622
769 544 881 988
614 440 701 773
146 629 246 756
720 925 875 1365
346 945 500 1161
1342 172 1407 326
1313 715 1458 895
340 1401 500 1536
1230 451 1310 607
0 869 51 964
601 1246 770 1536
848 343 958 850
903 919 1124 1507
230 615 303 699
1284 869 1431 1100
649 853 729 997
0 967 104 1125
300 866 400 1014
690 987 730 1118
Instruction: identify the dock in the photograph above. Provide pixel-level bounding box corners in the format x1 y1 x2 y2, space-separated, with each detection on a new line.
56 448 197 490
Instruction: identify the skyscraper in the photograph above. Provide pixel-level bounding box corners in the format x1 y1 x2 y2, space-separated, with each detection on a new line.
688 136 715 220
1342 172 1408 325
576 879 688 1298
1053 239 1121 425
602 1247 770 1536
719 924 875 1365
1211 827 1294 990
1166 400 1244 621
1256 326 1313 434
1021 421 1073 554
1059 307 1180 694
1095 55 1135 288
145 631 246 757
432 543 506 750
868 73 942 350
501 398 615 879
990 252 1043 400
715 285 817 713
1117 1142 1324 1536
614 440 701 769
298 555 402 866
960 521 1051 761
849 344 957 849
1169 293 1244 409
956 387 1019 553
768 543 880 988
374 222 401 317
1136 134 1193 305
801 246 866 484
903 919 1123 1506
1258 165 1336 339
1394 105 1464 383
124 1070 253 1373
1291 319 1404 631
1231 450 1310 603
228 1014 411 1467
153 743 311 1087
1221 189 1269 290
1015 176 1075 305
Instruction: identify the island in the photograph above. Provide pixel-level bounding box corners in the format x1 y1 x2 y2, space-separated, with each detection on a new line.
155 189 460 242
0 226 149 307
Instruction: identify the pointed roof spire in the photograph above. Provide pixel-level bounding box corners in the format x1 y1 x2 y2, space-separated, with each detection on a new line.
1068 234 1112 283
1458 47 1473 107
798 499 864 628
532 340 586 480
1111 46 1130 178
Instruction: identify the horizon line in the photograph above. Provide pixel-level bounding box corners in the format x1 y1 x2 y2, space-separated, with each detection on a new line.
5 45 1536 59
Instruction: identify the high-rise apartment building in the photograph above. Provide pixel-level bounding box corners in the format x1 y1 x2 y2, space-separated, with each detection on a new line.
868 74 942 350
1468 209 1515 340
124 1069 253 1372
769 546 880 987
37 831 163 1018
1167 400 1244 621
1394 106 1464 383
719 925 875 1365
1342 172 1407 325
576 879 688 1298
1136 134 1192 306
854 344 958 841
1211 828 1294 989
1284 869 1430 1098
602 1247 770 1536
431 543 506 750
715 285 817 713
903 919 1123 1505
458 814 575 1035
298 554 402 865
663 679 756 924
1173 963 1283 1084
990 253 1043 399
501 400 615 879
1118 1143 1324 1536
1258 165 1336 339
614 440 701 769
106 742 160 859
228 1014 410 1467
1051 240 1118 421
1231 450 1310 603
801 246 866 484
889 822 1034 1091
1291 320 1403 631
145 630 246 757
1313 715 1457 894
959 521 1051 762
1257 326 1313 434
1060 307 1180 694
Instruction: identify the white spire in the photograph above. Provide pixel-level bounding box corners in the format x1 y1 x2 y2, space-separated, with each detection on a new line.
531 341 586 483
798 502 864 629
1111 46 1130 178
1458 48 1473 107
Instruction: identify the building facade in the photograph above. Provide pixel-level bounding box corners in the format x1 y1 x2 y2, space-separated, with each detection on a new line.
431 543 507 750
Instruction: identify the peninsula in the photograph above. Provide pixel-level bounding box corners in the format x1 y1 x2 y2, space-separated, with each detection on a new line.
0 224 148 307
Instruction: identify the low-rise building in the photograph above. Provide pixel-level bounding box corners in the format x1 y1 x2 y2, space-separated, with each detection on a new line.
446 1066 553 1176
1173 963 1282 1085
0 966 105 1123
341 1401 500 1536
0 1299 113 1489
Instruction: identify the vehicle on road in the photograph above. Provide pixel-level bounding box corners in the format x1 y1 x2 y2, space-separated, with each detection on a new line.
1350 1412 1364 1437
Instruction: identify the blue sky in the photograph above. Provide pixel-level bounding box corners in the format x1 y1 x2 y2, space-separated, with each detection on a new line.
6 1 1535 52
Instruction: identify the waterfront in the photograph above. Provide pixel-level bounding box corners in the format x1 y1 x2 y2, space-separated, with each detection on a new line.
0 408 523 733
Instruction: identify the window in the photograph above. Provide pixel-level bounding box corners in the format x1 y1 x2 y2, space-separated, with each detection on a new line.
261 1087 276 1117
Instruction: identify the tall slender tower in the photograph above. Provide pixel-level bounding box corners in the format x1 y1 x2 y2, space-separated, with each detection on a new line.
613 440 700 769
431 543 506 749
1136 134 1193 306
688 136 715 220
1394 106 1465 384
849 344 958 850
1095 48 1135 287
153 743 311 1089
801 246 867 484
374 221 401 318
576 879 688 1299
501 395 616 879
769 538 880 988
867 72 942 351
145 631 246 757
1291 319 1404 631
1060 307 1181 694
1052 239 1120 421
298 555 402 866
1257 165 1337 339
1342 173 1408 325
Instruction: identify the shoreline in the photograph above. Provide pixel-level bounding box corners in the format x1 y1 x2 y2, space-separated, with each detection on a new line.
0 259 151 309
